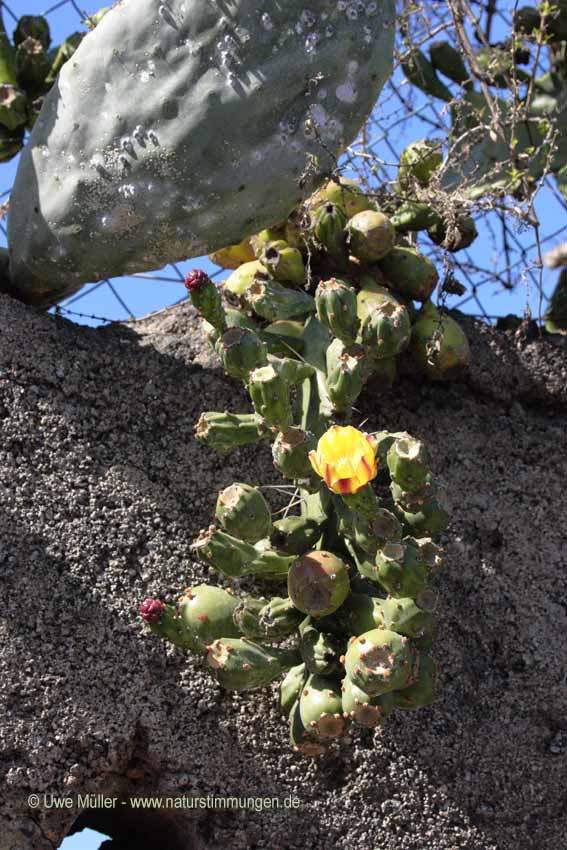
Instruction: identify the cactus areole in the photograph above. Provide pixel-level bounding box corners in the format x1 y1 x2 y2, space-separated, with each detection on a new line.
7 0 396 306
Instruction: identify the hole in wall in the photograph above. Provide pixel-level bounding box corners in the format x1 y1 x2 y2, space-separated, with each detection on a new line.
60 828 110 849
62 809 193 850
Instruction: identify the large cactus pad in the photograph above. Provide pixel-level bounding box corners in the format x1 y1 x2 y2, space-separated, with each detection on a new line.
7 0 395 305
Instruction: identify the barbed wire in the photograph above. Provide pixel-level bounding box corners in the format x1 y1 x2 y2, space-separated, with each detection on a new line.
1 0 563 328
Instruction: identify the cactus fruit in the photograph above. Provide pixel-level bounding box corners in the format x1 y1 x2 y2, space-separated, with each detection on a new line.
387 437 431 492
374 539 433 598
223 261 268 302
234 596 303 641
271 516 322 556
299 675 345 739
272 428 318 480
178 584 240 644
299 621 345 676
246 280 315 322
378 247 439 302
309 176 373 218
139 599 203 651
15 37 51 95
360 300 412 359
195 411 268 454
215 483 273 543
0 84 27 130
248 365 293 429
428 216 478 252
401 50 452 102
260 241 306 285
206 638 300 692
410 302 471 381
346 210 395 263
339 507 403 556
392 655 439 709
390 201 441 234
185 270 226 332
428 40 470 87
289 699 328 756
326 339 365 412
315 278 360 346
192 526 258 578
312 202 349 268
280 663 307 717
14 17 51 51
397 139 443 190
393 487 450 536
209 238 256 270
215 327 268 380
268 356 315 386
8 0 396 305
344 629 416 696
341 676 395 727
288 551 350 617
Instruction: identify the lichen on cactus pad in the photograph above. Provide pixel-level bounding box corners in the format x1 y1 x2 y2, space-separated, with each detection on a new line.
7 0 395 306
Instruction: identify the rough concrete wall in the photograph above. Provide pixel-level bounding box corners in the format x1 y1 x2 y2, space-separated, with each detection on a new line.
0 293 566 850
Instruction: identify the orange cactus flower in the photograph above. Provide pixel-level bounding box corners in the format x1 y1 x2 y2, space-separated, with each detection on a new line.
309 425 378 495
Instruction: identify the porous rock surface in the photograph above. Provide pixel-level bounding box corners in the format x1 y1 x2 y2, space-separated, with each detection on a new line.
0 293 566 850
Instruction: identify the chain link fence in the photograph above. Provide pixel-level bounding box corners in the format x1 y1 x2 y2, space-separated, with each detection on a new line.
1 0 562 327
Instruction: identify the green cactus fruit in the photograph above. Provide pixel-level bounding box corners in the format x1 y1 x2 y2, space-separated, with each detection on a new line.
0 11 17 86
246 279 316 323
215 327 268 380
15 37 51 95
260 320 305 358
401 50 453 102
312 201 349 268
393 655 439 710
326 338 365 412
223 261 268 302
374 539 432 598
250 225 287 258
340 507 403 556
178 584 240 645
195 411 268 454
192 525 257 578
271 516 322 555
346 210 395 263
208 237 256 270
184 269 226 331
356 276 404 323
394 490 450 536
397 139 443 190
315 278 360 346
206 638 299 692
428 40 470 86
289 699 328 756
387 437 431 491
379 591 439 641
288 551 350 617
427 216 478 252
234 595 304 639
272 428 318 480
341 676 395 727
280 663 307 717
8 0 395 306
309 176 373 219
260 240 306 285
268 355 315 386
215 482 273 543
0 124 24 162
139 599 203 651
14 16 51 51
378 247 439 302
299 674 345 740
390 201 441 233
345 628 416 696
0 84 27 130
410 301 470 381
299 621 345 676
360 299 412 359
248 365 293 429
545 269 567 334
44 33 84 87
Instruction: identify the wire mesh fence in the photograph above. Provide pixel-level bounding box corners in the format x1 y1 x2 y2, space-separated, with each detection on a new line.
1 0 564 328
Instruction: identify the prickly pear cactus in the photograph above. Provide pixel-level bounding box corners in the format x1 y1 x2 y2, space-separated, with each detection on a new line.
139 168 473 755
7 0 395 305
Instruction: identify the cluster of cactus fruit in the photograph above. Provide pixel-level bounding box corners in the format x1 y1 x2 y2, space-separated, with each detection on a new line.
0 11 87 161
139 171 466 755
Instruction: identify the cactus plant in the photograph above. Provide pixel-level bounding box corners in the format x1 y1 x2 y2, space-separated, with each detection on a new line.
7 0 396 305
